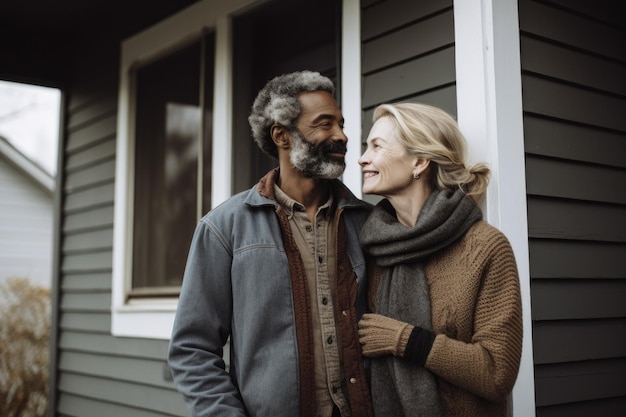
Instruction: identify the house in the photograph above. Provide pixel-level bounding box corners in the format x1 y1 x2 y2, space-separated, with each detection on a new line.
0 136 54 288
1 0 625 416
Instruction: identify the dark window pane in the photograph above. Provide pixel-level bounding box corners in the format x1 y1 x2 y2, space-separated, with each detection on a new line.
132 40 201 293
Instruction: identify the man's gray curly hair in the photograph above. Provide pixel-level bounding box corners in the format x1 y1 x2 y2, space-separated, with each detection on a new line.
248 70 335 159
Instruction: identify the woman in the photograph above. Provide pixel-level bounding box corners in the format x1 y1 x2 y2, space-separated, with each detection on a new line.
357 102 523 417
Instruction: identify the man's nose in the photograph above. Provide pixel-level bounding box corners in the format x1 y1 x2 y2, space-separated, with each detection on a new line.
332 124 348 143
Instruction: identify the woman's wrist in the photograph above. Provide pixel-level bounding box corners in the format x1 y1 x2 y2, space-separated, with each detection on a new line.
403 326 435 365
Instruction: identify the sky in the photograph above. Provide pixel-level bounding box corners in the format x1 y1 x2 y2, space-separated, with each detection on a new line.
0 80 61 176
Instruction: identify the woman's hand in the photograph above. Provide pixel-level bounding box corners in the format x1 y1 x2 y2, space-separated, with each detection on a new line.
358 313 413 357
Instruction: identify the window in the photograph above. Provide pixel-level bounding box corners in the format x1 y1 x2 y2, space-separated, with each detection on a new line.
131 35 214 297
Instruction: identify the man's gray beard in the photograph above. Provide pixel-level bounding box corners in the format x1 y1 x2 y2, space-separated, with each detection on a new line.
289 130 345 179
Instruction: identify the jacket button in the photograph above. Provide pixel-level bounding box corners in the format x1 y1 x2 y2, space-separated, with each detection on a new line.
349 377 356 384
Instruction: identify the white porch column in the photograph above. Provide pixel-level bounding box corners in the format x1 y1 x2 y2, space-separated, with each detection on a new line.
341 0 363 197
454 0 536 415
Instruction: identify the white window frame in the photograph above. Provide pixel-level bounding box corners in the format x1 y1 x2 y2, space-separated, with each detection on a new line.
112 0 258 339
111 0 362 339
454 0 536 415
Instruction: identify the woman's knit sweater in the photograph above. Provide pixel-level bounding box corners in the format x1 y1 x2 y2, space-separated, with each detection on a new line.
370 220 523 417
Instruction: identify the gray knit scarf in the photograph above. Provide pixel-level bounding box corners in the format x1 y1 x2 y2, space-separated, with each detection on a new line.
360 188 483 417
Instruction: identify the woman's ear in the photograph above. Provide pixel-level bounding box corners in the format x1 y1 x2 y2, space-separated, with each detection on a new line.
271 124 290 150
414 158 430 177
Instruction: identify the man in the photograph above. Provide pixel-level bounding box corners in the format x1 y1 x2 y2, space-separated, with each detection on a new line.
168 71 374 417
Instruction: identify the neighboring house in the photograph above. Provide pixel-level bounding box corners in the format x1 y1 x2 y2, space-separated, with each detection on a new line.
0 136 54 288
1 0 625 416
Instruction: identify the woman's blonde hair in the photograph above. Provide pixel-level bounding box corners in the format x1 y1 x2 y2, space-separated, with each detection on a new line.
373 102 490 204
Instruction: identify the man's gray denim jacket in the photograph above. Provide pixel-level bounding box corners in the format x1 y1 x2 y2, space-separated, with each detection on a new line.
168 169 374 417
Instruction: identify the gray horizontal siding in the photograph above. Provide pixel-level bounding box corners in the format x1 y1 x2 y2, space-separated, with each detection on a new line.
65 114 117 154
527 198 626 242
526 156 626 204
524 116 626 169
362 85 457 134
522 75 626 131
520 36 626 97
60 291 111 312
361 0 452 40
531 280 626 320
58 351 174 389
59 331 171 359
64 159 116 192
58 393 181 417
52 32 187 417
66 139 116 172
58 373 184 416
63 228 113 252
519 0 625 62
61 272 112 291
360 0 456 131
360 0 456 205
362 47 456 108
536 397 626 417
534 358 626 408
520 0 626 415
63 206 114 234
361 9 454 74
533 319 626 364
60 312 111 333
529 239 626 279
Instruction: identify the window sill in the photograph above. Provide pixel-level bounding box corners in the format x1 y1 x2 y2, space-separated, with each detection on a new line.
111 299 178 339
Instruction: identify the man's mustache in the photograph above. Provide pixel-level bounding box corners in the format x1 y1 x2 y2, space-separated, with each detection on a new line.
321 142 347 154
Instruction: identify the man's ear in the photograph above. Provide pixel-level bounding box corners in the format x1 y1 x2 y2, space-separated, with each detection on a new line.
271 124 290 150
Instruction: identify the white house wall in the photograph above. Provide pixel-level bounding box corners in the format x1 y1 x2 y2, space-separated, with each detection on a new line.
0 154 53 288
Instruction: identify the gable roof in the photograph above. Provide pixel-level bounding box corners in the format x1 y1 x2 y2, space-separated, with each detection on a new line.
0 135 54 193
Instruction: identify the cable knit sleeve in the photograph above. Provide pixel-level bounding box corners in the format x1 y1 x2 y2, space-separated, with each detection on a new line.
424 222 523 402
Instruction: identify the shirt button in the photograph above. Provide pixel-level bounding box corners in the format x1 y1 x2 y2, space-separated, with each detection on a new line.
349 377 356 384
322 297 328 305
327 336 333 344
305 225 312 232
318 256 323 263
